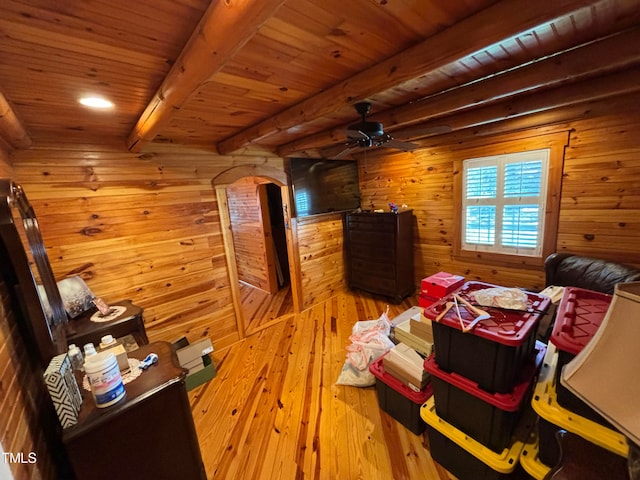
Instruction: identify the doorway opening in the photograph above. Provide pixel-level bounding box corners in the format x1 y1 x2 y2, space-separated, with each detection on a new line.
213 166 301 339
227 180 292 333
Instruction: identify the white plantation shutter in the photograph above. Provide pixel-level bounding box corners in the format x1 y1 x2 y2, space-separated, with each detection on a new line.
461 149 549 257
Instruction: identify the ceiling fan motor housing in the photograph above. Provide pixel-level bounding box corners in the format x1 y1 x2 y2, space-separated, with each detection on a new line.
347 121 384 139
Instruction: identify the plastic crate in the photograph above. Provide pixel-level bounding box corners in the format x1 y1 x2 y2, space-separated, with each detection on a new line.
425 342 546 453
549 287 613 426
424 281 550 393
420 396 536 480
369 355 433 435
519 429 551 480
530 342 628 467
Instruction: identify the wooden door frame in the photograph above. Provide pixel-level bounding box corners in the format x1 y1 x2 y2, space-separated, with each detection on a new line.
212 166 302 340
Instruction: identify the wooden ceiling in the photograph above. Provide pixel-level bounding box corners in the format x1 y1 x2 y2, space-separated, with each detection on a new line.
1 0 640 158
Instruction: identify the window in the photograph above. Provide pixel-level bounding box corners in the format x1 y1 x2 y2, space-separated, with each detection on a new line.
462 150 549 257
453 131 568 267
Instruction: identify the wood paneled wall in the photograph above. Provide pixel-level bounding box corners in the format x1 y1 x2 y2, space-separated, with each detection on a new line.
358 105 640 291
294 213 347 310
9 144 289 350
0 280 55 480
0 147 13 177
227 182 277 293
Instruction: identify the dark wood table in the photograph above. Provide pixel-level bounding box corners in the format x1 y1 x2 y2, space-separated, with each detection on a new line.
65 299 148 349
62 341 206 480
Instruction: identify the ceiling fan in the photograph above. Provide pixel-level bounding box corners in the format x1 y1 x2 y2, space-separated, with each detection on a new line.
332 102 420 159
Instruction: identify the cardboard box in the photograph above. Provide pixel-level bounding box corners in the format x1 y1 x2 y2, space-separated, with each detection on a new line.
420 272 465 299
185 354 216 391
99 343 130 373
418 293 438 308
383 343 429 389
173 337 216 391
176 338 214 370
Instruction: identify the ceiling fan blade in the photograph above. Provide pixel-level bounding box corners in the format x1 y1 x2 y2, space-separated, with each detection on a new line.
321 140 360 159
333 146 360 159
345 128 369 140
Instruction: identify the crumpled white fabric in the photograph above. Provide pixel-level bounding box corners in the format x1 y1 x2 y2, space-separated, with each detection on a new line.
336 308 395 387
473 287 529 310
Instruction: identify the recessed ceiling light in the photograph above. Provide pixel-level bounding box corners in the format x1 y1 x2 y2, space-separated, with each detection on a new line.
79 96 114 109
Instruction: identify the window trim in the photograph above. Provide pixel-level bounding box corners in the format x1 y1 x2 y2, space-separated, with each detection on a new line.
453 131 569 268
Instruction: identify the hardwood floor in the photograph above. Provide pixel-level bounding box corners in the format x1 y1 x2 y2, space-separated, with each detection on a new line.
239 281 294 334
188 289 457 480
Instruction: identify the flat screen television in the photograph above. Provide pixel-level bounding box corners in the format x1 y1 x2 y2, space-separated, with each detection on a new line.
288 158 361 217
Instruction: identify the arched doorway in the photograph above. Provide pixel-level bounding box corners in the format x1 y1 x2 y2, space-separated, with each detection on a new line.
212 165 301 338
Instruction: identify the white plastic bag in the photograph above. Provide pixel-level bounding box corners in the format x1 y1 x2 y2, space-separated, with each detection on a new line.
336 307 395 387
473 287 528 310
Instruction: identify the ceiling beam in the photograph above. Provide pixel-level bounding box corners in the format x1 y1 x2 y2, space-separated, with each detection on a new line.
127 0 287 152
318 65 640 159
216 0 603 155
392 65 640 139
395 91 640 152
0 89 32 150
278 26 640 157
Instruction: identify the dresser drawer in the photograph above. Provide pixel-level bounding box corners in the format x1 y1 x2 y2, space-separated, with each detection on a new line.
346 214 397 232
350 272 397 294
350 258 396 278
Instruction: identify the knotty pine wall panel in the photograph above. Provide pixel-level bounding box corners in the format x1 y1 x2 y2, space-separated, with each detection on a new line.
10 144 290 351
295 213 347 310
0 280 55 480
358 107 640 292
227 183 276 293
559 111 640 261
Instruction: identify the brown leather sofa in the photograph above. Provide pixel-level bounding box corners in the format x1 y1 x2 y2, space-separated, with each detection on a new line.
537 253 640 342
544 252 640 294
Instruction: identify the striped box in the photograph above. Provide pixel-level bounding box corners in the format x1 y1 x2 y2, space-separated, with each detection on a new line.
43 353 82 428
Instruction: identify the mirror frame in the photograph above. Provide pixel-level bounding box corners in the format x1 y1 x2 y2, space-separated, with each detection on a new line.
0 179 67 367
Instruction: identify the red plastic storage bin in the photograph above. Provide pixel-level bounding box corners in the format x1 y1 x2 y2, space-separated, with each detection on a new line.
424 281 550 393
425 342 545 452
549 287 613 426
369 354 433 435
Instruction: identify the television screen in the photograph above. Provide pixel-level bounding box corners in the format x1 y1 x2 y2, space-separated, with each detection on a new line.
289 158 361 217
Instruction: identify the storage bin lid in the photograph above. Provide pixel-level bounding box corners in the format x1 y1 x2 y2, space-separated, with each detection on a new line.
549 287 612 355
424 341 546 411
423 281 551 346
369 354 433 404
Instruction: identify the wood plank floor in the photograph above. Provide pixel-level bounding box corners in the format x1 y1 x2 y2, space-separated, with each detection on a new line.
239 282 294 335
188 289 457 480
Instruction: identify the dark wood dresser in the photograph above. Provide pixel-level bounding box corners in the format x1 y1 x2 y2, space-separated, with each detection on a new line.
344 210 415 303
62 341 206 480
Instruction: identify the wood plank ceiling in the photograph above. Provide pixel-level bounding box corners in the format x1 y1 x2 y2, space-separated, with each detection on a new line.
1 0 640 158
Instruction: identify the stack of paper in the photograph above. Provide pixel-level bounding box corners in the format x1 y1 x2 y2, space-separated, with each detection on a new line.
383 342 429 390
